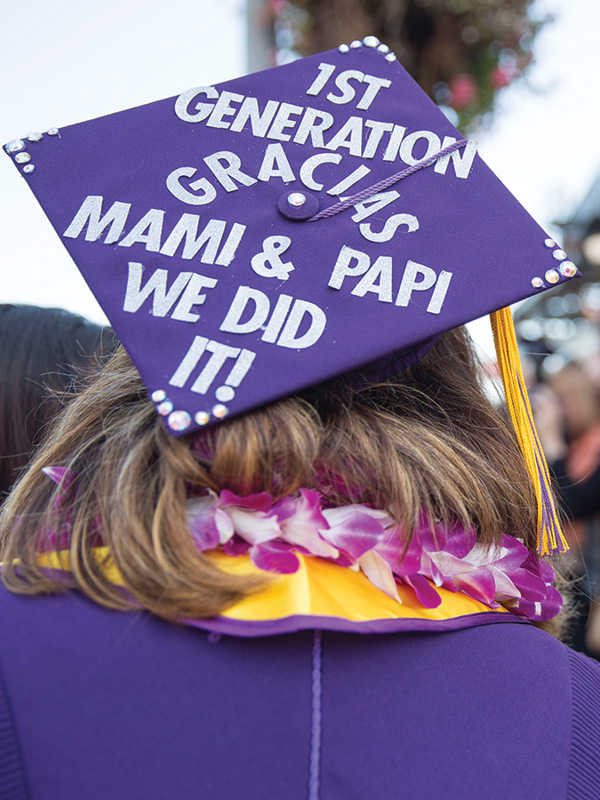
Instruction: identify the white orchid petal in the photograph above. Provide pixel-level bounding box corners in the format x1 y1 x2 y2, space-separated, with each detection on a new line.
358 551 402 604
490 567 520 600
429 550 476 577
214 509 235 543
283 522 339 559
185 495 216 520
229 508 281 544
465 543 509 567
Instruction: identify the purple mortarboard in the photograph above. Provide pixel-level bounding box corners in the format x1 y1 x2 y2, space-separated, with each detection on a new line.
5 37 578 553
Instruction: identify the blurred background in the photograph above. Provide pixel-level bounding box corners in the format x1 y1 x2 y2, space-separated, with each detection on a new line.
2 0 600 654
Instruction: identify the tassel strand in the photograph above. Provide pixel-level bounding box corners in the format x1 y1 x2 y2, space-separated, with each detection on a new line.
490 307 568 556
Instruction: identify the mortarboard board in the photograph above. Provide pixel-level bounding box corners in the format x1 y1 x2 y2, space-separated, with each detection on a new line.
4 36 577 554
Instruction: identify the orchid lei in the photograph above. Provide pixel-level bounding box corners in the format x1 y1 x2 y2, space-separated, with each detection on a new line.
186 488 562 622
42 468 562 622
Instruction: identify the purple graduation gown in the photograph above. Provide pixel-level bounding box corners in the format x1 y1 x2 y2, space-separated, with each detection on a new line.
0 582 599 799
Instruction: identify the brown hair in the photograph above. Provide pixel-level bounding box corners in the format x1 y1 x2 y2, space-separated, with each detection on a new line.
0 327 565 631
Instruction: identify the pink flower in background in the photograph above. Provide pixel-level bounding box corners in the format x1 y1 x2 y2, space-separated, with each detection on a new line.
449 74 478 109
489 66 511 89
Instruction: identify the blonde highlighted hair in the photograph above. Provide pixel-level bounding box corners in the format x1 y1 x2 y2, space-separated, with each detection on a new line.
1 327 566 632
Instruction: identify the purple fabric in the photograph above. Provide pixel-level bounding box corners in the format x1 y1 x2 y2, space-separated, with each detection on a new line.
5 47 580 436
0 586 311 799
309 630 323 800
0 657 29 800
566 648 600 799
0 583 598 799
306 137 468 220
344 334 439 387
182 609 532 638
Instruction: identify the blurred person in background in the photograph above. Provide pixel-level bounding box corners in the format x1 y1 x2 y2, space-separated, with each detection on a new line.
0 304 117 500
534 359 600 657
581 350 600 396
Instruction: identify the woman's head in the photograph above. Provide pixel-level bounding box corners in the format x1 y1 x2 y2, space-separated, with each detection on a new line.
0 304 117 498
0 324 541 622
548 362 600 439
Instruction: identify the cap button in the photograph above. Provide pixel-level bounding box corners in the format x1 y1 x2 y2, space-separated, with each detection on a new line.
277 189 319 221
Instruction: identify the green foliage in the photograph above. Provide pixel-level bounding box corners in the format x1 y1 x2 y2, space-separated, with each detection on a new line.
266 0 547 133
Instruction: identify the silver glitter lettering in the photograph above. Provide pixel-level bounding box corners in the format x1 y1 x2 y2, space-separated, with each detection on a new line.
216 223 246 267
220 286 270 334
351 256 393 302
204 151 257 192
293 108 335 148
229 98 279 138
267 103 304 142
327 165 371 196
351 191 400 222
359 213 419 243
356 75 391 111
362 121 394 159
257 143 295 183
123 262 192 316
160 214 225 263
433 138 477 180
399 130 442 166
299 153 342 191
221 349 256 390
426 270 453 314
382 125 407 162
118 209 165 252
325 117 363 157
169 336 209 388
172 274 219 323
261 294 294 343
277 300 327 349
328 246 370 290
166 167 217 206
326 70 365 105
174 86 219 123
305 62 336 97
191 341 241 394
63 195 131 243
206 90 244 129
395 260 437 307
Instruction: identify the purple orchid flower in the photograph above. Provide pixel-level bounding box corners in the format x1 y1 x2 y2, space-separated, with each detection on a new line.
321 505 387 564
182 487 562 623
186 495 234 552
40 467 561 624
41 466 76 512
275 490 339 560
39 466 77 551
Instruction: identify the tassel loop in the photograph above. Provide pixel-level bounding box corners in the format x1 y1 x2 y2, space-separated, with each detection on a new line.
490 307 568 556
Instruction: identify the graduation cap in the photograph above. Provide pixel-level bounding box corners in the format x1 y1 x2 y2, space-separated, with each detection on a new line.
4 36 577 554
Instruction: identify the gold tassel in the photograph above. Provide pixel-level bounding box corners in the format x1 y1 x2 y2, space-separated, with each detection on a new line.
490 307 568 556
